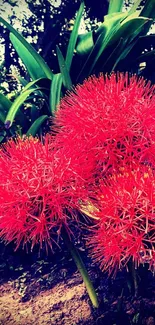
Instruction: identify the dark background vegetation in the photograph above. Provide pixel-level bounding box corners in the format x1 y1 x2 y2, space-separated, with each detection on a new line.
0 0 145 93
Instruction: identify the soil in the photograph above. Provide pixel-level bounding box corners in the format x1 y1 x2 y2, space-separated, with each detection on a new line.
0 242 155 325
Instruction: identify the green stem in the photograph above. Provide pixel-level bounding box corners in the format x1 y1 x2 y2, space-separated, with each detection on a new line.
131 262 138 297
128 259 138 297
62 228 99 308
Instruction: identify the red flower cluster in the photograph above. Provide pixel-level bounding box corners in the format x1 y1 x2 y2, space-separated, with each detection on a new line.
54 73 155 178
88 163 155 274
53 73 155 273
1 72 155 274
0 136 86 250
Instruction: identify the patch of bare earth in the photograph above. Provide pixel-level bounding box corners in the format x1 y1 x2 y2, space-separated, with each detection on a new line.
0 274 93 325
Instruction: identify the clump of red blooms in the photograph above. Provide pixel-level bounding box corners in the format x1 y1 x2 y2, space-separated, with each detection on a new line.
88 162 155 275
54 73 155 178
0 136 87 251
1 73 155 275
53 73 155 273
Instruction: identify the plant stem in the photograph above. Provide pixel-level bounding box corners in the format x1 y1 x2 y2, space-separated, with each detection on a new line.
131 262 138 297
62 228 99 308
128 259 138 297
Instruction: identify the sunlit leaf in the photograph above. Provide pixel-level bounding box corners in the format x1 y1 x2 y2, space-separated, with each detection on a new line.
0 17 53 80
128 0 142 15
66 1 84 70
76 31 94 56
56 46 72 90
5 88 43 128
108 0 124 14
49 73 62 114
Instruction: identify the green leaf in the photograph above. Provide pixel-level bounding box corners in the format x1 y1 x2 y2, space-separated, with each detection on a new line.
0 130 6 143
0 93 26 128
76 31 94 56
26 115 48 136
112 40 138 70
66 1 84 71
0 112 6 123
108 0 124 14
92 17 149 76
0 93 12 112
17 76 28 87
5 88 42 128
0 17 53 80
140 0 155 19
23 77 49 92
135 49 155 62
77 13 127 81
101 37 125 71
109 16 151 46
49 73 62 114
56 46 72 90
128 0 142 15
30 104 39 123
10 33 48 80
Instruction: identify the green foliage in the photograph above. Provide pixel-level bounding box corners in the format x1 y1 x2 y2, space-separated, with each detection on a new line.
0 0 155 140
26 115 48 136
49 73 62 114
108 0 124 14
75 0 155 81
66 2 84 71
56 46 72 90
10 33 48 80
0 17 53 80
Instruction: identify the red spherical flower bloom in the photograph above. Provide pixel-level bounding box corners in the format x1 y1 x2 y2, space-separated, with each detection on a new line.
54 73 155 178
0 136 86 250
87 163 155 275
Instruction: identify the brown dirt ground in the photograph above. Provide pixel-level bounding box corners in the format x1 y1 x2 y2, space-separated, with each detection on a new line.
0 274 93 325
0 244 155 325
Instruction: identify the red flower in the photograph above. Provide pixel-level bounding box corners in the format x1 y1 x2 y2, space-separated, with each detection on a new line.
54 73 155 178
87 163 155 275
0 136 85 250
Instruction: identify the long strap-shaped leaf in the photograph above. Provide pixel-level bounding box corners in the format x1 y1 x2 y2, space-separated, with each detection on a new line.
5 87 45 128
10 33 47 80
76 12 127 82
0 93 25 122
65 2 84 71
128 0 143 15
56 46 72 90
108 0 124 14
49 73 62 114
26 115 48 136
0 93 12 112
76 31 94 56
140 0 155 19
0 17 53 80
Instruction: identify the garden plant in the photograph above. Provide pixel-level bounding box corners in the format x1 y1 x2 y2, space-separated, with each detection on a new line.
0 0 155 324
